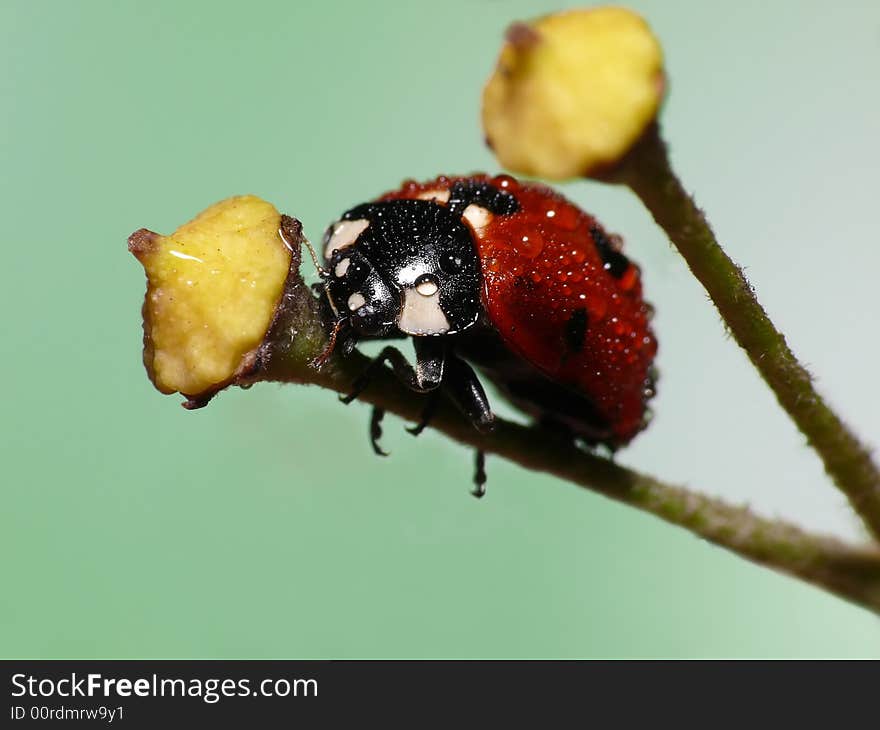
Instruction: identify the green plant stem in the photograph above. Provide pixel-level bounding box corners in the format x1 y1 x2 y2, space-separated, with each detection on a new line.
231 271 880 616
610 124 880 542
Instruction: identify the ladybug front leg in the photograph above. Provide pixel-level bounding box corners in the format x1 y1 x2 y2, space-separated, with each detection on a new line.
403 357 495 439
472 450 487 499
342 339 446 455
406 391 441 437
340 339 446 405
441 355 495 434
369 407 389 457
440 355 494 497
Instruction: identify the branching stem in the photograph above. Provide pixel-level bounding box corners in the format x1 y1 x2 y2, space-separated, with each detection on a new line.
608 125 880 542
236 271 880 616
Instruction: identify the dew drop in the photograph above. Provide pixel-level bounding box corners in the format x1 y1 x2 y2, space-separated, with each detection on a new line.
518 231 544 258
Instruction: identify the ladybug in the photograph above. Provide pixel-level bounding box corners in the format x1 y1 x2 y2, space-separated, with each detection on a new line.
316 174 657 496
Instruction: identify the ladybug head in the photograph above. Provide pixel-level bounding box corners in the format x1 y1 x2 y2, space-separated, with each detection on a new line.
322 201 477 337
322 240 401 337
321 183 517 338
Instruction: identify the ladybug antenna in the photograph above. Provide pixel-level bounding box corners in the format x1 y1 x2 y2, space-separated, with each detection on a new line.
280 214 328 279
323 283 341 319
280 215 340 316
311 318 347 368
304 235 330 279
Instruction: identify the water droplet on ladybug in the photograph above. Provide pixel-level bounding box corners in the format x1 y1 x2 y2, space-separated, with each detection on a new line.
415 275 439 297
517 231 544 258
553 206 579 230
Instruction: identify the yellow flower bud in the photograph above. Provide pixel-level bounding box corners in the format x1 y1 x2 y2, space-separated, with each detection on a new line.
482 7 665 179
129 196 295 405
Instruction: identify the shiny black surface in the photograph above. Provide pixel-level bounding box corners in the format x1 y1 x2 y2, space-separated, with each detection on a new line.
327 198 482 335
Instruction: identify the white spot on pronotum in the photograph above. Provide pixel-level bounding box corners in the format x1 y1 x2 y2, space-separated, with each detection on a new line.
415 277 438 297
334 258 351 278
462 204 491 231
325 219 369 258
398 288 450 335
396 264 427 287
416 189 451 204
347 292 366 311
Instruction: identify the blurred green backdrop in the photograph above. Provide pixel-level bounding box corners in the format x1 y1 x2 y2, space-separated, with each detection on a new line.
2 0 879 658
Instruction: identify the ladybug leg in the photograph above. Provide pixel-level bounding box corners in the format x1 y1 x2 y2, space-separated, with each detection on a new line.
442 355 495 433
442 356 493 496
472 449 487 499
406 391 441 437
340 340 445 405
312 319 346 368
369 406 389 456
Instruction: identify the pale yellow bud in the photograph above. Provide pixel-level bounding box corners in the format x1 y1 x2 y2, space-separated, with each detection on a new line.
482 7 665 179
129 196 294 404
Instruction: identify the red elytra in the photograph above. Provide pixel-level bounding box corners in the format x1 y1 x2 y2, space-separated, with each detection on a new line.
381 173 657 444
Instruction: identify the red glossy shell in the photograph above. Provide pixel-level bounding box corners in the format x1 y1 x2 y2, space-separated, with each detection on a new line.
381 174 657 444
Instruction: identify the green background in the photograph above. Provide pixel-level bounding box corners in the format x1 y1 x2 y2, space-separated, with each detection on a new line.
2 0 879 657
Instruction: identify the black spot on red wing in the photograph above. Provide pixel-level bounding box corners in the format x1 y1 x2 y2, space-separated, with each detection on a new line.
564 308 588 354
512 275 537 293
590 224 630 279
448 180 519 218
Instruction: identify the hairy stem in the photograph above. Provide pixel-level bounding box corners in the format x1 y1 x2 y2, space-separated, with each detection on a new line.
610 124 880 542
241 270 880 615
